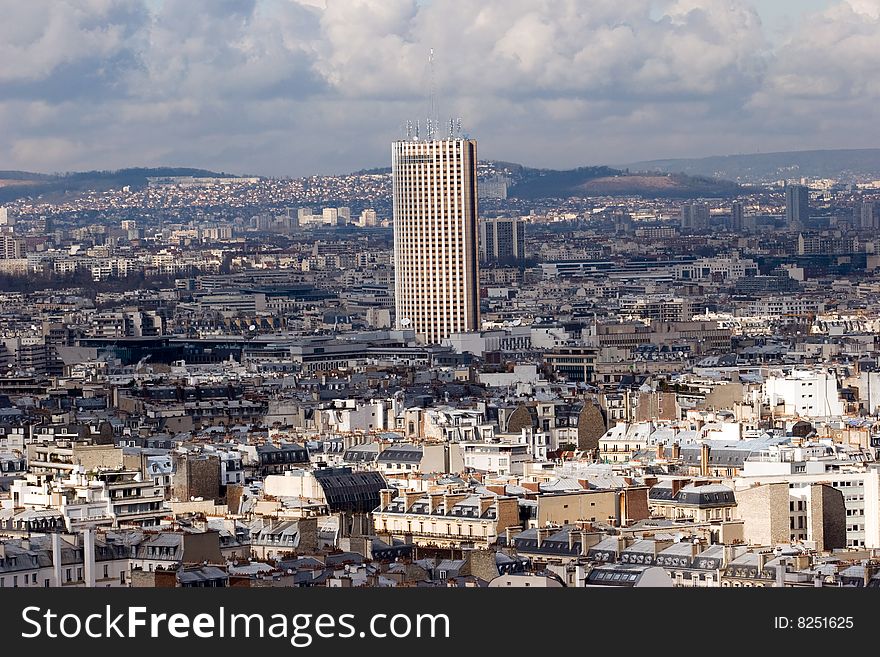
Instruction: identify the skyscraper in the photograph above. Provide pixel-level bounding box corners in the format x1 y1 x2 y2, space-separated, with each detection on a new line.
785 184 810 230
730 201 744 231
0 206 13 234
392 135 480 344
479 216 525 263
680 203 709 231
855 199 877 230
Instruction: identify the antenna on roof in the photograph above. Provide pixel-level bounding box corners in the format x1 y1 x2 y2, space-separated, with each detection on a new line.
426 48 437 139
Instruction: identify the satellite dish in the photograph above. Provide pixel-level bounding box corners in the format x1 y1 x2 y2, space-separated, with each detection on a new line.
400 318 412 327
248 325 256 331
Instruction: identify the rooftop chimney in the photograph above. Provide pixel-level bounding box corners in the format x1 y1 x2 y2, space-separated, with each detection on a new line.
52 532 63 586
536 527 552 548
379 489 395 509
672 443 681 460
723 544 738 567
580 532 603 556
403 490 422 511
443 492 467 511
83 528 96 588
428 492 445 513
505 526 523 544
656 443 665 460
775 557 787 587
700 443 711 477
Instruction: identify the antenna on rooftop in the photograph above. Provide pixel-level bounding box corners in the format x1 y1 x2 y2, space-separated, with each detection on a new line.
426 48 438 139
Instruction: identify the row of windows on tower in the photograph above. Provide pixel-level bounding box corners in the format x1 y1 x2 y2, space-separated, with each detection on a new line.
395 243 467 251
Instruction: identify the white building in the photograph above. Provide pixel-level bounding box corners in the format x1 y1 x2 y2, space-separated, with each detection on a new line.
392 136 480 344
7 472 113 531
738 453 880 548
674 256 758 282
763 369 843 418
460 442 533 476
738 298 825 317
443 327 532 357
317 399 390 433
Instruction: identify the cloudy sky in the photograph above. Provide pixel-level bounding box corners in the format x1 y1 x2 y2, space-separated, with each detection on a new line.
1 0 878 176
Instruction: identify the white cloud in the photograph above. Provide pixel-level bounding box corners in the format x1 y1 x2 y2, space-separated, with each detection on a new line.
0 0 876 174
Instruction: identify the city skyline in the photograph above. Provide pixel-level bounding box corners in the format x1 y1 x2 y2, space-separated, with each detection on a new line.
1 0 879 177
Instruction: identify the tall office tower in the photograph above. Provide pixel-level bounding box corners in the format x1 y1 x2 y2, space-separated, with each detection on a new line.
284 207 300 230
337 207 351 223
730 201 744 231
479 216 525 262
785 184 810 230
855 200 877 230
0 207 13 234
297 207 313 225
680 203 710 231
478 174 510 200
359 209 377 227
392 136 480 344
0 234 21 259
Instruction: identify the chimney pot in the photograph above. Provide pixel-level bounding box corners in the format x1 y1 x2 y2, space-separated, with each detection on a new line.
700 442 711 477
403 490 421 511
379 489 395 509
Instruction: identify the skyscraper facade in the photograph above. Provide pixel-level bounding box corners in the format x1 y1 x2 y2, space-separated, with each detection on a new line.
730 201 744 231
392 136 480 344
785 184 810 230
855 200 877 230
680 203 710 231
0 206 13 235
479 216 525 263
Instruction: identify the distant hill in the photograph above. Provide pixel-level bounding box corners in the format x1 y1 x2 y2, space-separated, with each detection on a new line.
507 166 741 199
624 148 880 183
350 166 392 175
0 167 239 203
